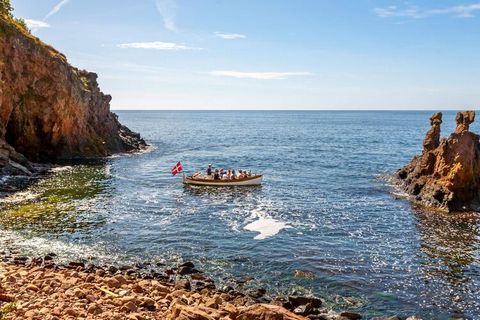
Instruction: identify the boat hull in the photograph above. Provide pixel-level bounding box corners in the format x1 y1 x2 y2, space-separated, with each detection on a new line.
183 175 263 186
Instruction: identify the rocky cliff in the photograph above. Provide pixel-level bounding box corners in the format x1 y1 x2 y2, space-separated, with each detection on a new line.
396 111 480 212
0 16 146 176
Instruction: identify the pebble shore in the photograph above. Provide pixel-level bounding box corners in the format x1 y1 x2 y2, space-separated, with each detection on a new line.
0 256 416 320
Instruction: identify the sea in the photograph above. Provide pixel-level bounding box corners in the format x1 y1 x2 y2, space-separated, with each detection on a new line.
1 111 479 319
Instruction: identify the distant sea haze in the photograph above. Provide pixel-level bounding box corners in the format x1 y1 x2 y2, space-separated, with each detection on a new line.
1 111 479 319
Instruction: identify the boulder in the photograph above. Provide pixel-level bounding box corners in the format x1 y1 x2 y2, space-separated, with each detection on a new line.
340 311 362 320
169 303 216 320
288 296 322 309
237 304 308 320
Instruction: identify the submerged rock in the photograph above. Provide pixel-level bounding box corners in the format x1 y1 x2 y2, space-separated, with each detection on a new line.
0 16 146 177
294 270 316 279
396 111 480 212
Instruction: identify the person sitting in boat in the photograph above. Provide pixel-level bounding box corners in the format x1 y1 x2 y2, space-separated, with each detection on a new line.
238 170 244 179
231 169 237 179
225 170 232 180
206 164 212 176
214 169 220 180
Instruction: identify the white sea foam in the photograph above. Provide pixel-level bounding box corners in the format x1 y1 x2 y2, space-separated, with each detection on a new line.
0 229 120 263
244 216 290 240
107 144 156 159
0 191 40 204
50 165 73 172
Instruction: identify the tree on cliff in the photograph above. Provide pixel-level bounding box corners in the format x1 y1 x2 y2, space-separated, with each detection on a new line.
0 0 29 33
0 0 12 17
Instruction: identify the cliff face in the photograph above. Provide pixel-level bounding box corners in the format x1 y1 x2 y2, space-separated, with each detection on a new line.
396 111 480 212
0 17 145 175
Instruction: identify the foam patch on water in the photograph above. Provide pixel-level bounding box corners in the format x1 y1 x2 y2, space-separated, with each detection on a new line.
0 191 40 204
0 229 122 264
50 166 74 173
107 144 156 159
244 217 290 240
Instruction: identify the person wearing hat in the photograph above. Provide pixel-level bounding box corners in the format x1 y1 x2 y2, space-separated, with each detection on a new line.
206 164 212 176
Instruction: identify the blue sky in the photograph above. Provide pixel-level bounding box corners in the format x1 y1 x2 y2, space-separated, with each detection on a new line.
11 0 480 110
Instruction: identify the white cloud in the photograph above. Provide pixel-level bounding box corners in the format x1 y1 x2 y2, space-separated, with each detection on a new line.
214 32 246 40
25 19 50 29
118 41 201 50
155 0 177 31
26 0 70 33
374 3 480 19
44 0 71 20
209 71 312 80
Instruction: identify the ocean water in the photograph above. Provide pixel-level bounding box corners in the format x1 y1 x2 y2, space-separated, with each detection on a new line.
1 111 480 319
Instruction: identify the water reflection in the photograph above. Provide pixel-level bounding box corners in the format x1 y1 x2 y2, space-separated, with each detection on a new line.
414 209 480 316
415 210 479 282
0 164 111 234
183 184 262 197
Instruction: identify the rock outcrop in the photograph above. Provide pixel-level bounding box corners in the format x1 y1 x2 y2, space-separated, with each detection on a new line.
0 16 146 176
396 111 480 212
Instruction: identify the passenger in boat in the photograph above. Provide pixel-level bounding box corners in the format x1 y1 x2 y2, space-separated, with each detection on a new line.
224 170 230 180
238 170 244 179
214 169 221 180
232 170 237 179
206 164 212 176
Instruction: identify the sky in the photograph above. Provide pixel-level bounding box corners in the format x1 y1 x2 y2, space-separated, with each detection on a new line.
10 0 480 110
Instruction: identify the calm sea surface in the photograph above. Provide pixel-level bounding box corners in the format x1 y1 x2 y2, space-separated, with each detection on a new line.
1 111 480 319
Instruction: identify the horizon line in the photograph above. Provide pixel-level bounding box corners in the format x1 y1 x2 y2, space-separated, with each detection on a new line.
111 108 479 111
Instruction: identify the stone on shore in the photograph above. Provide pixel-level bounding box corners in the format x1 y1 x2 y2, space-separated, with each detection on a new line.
237 304 308 320
0 260 408 319
0 262 314 320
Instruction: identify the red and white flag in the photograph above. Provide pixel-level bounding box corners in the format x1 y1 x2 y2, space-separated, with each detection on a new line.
171 161 183 176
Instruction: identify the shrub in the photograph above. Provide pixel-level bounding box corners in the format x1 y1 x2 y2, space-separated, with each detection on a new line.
14 17 29 32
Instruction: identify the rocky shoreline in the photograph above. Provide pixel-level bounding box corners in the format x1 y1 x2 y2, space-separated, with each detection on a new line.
0 145 152 195
0 252 416 320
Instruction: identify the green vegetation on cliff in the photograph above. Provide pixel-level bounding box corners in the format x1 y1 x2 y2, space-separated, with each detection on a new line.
0 0 28 33
0 0 12 17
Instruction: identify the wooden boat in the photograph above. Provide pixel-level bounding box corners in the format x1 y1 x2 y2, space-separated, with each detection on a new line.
183 175 263 186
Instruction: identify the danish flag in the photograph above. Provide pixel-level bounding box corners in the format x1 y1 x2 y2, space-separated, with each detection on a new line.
171 161 183 176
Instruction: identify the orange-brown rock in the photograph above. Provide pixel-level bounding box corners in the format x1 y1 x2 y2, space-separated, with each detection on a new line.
422 112 442 152
455 111 475 134
0 262 314 320
0 16 146 176
237 304 308 320
396 111 480 212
